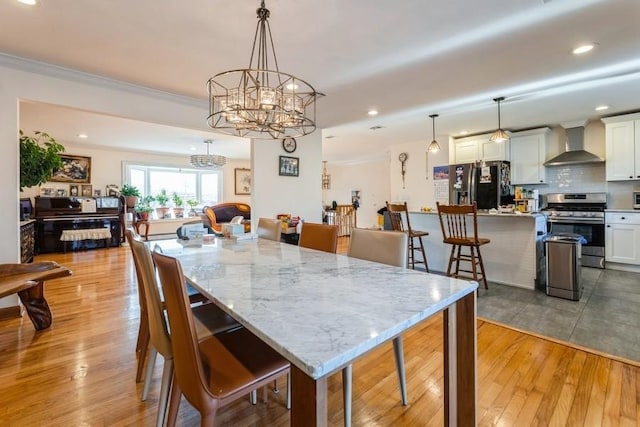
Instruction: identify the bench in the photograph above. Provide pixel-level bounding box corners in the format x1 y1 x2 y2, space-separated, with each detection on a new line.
60 228 112 252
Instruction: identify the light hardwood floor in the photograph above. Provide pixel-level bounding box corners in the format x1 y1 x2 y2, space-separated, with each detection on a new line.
0 243 638 426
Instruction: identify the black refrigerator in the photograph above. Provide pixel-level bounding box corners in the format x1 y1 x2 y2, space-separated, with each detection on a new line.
449 161 512 210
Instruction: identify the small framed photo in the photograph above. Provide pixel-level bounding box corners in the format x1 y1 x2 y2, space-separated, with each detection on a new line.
81 184 93 197
94 189 102 197
234 168 251 195
69 184 79 197
279 156 299 177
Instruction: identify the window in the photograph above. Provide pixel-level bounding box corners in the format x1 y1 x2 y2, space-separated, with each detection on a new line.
123 162 222 207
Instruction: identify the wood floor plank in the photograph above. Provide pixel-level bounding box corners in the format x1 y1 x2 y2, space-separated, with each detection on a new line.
0 247 638 426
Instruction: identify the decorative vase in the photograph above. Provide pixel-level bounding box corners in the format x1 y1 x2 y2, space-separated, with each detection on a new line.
125 196 138 208
156 207 170 219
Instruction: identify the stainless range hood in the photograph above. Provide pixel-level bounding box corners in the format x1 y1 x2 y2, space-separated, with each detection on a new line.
544 126 604 166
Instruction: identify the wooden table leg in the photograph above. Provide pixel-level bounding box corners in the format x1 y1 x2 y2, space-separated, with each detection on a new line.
443 291 477 426
290 364 327 427
17 281 52 331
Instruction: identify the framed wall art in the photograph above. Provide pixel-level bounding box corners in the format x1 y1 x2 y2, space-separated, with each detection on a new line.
234 168 251 195
279 156 299 177
50 154 91 183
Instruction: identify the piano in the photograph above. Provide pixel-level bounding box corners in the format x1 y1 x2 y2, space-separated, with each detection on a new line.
34 196 122 253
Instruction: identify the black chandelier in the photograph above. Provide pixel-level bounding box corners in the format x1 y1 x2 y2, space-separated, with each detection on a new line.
207 1 320 140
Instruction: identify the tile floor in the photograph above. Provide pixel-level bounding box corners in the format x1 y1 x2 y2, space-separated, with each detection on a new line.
477 267 640 362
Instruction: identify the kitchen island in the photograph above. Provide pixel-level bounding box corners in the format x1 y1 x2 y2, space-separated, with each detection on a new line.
409 211 547 289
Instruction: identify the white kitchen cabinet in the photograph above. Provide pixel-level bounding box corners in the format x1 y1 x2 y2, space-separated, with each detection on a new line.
605 212 640 265
510 128 549 185
602 113 640 181
452 134 508 164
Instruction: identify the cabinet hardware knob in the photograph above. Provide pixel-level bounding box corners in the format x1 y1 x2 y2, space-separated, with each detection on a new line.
621 217 626 220
607 225 611 227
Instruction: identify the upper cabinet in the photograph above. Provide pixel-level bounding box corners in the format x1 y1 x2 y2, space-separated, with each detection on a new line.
452 134 509 164
602 113 640 181
510 128 549 185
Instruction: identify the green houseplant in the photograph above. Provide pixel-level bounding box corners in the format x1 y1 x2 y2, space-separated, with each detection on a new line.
135 199 154 221
186 199 199 217
155 189 170 219
120 184 140 208
19 130 65 191
172 192 184 218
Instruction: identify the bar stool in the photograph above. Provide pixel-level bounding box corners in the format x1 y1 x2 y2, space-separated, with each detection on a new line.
436 201 490 289
386 202 429 271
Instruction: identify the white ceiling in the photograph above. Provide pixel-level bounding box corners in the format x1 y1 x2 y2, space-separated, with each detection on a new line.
5 0 640 163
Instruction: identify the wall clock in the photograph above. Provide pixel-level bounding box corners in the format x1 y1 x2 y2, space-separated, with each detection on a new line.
399 152 408 189
282 137 297 153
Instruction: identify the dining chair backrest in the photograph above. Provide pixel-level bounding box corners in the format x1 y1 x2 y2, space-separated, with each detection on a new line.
347 228 408 268
126 229 174 357
257 217 281 241
151 251 217 417
298 222 339 253
386 201 411 233
436 202 480 244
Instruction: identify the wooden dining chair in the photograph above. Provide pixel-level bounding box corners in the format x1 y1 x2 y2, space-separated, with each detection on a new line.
298 222 339 253
152 251 291 427
125 230 240 427
256 217 281 241
436 201 490 289
386 201 429 271
344 228 409 427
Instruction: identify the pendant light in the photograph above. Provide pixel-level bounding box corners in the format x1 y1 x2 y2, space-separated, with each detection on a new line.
207 1 320 140
489 97 510 142
190 140 226 168
427 114 441 153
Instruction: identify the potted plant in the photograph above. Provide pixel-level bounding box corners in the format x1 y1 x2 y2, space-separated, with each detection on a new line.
135 202 154 221
172 192 184 218
120 184 140 208
19 130 65 191
155 189 170 219
186 199 199 217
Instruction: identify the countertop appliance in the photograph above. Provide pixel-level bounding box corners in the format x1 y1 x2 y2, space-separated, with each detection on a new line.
449 161 512 210
541 192 606 268
633 191 640 209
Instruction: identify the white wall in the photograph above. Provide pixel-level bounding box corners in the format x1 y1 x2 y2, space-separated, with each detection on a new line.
251 132 322 224
322 159 391 229
19 142 250 203
388 136 450 211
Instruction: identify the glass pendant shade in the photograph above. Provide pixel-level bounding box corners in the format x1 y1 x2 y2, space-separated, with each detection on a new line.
428 114 441 153
207 1 320 140
489 97 510 142
190 140 226 168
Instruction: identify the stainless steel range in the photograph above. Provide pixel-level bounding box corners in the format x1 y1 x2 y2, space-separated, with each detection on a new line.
542 192 607 268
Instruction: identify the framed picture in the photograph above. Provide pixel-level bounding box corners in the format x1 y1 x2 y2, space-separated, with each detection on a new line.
234 168 251 195
69 184 79 197
81 184 93 197
50 154 91 183
279 156 299 177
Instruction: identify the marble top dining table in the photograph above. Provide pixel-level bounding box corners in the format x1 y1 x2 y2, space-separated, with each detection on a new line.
153 237 478 426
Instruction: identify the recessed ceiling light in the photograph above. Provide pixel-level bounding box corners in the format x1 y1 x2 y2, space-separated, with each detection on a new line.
324 135 336 139
17 0 37 5
595 105 609 111
572 43 596 55
77 133 88 139
368 109 378 116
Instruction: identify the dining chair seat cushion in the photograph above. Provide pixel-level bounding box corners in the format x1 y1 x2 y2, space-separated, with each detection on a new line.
198 327 290 398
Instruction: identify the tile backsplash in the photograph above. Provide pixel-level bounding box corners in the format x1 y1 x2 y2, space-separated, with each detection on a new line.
524 163 639 209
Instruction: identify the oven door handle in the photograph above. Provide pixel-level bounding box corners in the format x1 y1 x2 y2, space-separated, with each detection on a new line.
547 217 604 224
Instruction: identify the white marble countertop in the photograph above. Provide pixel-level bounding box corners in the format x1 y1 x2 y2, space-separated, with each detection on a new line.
153 238 477 379
410 210 546 218
605 209 640 213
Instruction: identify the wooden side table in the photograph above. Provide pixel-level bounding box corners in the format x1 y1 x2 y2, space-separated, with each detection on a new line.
134 219 150 241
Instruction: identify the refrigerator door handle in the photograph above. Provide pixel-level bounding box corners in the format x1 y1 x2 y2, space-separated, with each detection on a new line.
469 164 477 205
